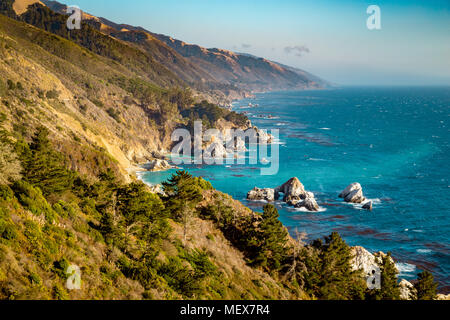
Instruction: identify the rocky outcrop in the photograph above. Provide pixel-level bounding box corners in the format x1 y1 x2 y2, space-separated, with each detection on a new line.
339 183 366 204
205 141 228 158
294 196 320 212
362 201 373 211
436 293 450 300
247 177 319 212
143 159 174 172
351 246 378 274
246 187 275 202
275 177 307 202
351 246 399 274
149 184 165 196
244 127 274 144
399 279 417 300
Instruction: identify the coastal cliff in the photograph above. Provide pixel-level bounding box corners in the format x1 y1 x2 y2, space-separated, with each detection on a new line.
0 1 443 300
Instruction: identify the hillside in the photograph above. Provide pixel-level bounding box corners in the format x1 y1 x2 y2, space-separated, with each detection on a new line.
0 1 442 301
42 0 325 99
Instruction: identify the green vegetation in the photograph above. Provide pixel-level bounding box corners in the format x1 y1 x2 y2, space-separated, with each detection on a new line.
299 232 366 300
21 127 75 196
182 100 248 130
415 271 438 300
0 141 22 185
0 3 442 301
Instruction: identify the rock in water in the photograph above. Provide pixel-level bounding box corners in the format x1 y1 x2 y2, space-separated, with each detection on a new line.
247 187 275 202
295 197 320 212
248 177 320 211
362 201 373 211
275 177 307 202
339 182 361 198
340 183 366 203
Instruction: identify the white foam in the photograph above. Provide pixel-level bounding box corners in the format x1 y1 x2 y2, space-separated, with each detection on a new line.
319 127 331 130
290 206 327 213
417 249 432 254
366 198 382 204
396 262 417 276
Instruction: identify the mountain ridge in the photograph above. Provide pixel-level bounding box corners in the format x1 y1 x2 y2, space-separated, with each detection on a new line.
41 0 327 101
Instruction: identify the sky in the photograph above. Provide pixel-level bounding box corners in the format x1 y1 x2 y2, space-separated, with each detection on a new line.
64 0 449 85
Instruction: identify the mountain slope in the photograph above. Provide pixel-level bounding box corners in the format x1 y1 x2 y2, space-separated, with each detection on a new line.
0 3 442 302
42 0 325 97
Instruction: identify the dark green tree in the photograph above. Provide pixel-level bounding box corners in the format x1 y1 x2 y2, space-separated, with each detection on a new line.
116 182 164 224
368 253 400 300
22 127 75 196
304 232 366 300
162 171 204 220
246 204 288 271
415 271 438 300
365 253 400 300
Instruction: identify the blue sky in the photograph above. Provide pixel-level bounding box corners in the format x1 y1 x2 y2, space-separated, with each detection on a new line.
66 0 449 85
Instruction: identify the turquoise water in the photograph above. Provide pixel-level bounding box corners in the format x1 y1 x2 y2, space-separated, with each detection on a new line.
142 87 450 292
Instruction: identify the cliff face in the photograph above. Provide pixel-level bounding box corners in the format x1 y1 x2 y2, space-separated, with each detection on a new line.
0 7 253 180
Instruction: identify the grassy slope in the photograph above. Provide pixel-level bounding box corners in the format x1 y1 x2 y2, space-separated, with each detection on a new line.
0 13 305 300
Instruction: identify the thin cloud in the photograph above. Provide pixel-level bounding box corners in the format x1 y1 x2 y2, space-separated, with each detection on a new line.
241 43 252 49
284 45 310 57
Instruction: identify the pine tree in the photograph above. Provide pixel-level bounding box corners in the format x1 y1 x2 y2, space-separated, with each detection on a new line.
255 204 288 270
311 232 366 300
162 171 203 217
415 271 438 300
23 127 75 196
369 253 400 300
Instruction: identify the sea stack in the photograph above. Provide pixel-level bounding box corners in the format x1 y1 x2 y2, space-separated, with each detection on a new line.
247 177 320 212
246 187 275 202
275 177 307 202
339 183 366 204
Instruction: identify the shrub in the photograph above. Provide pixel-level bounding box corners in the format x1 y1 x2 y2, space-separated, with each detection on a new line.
0 221 17 240
0 141 22 185
7 79 15 90
106 108 120 122
12 180 57 222
0 185 14 201
45 90 59 99
415 271 438 300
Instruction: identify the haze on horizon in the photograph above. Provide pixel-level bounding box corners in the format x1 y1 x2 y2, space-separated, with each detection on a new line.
62 0 449 86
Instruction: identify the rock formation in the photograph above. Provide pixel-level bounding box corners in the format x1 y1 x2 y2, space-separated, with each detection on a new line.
275 177 307 202
294 196 320 212
246 187 275 202
351 246 398 274
247 177 320 212
143 159 174 172
362 201 373 211
399 279 417 300
339 183 366 204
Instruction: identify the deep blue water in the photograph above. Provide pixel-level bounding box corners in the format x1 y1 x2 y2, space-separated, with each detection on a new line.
142 87 450 291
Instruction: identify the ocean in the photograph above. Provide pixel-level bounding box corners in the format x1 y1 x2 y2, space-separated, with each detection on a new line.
141 87 450 292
